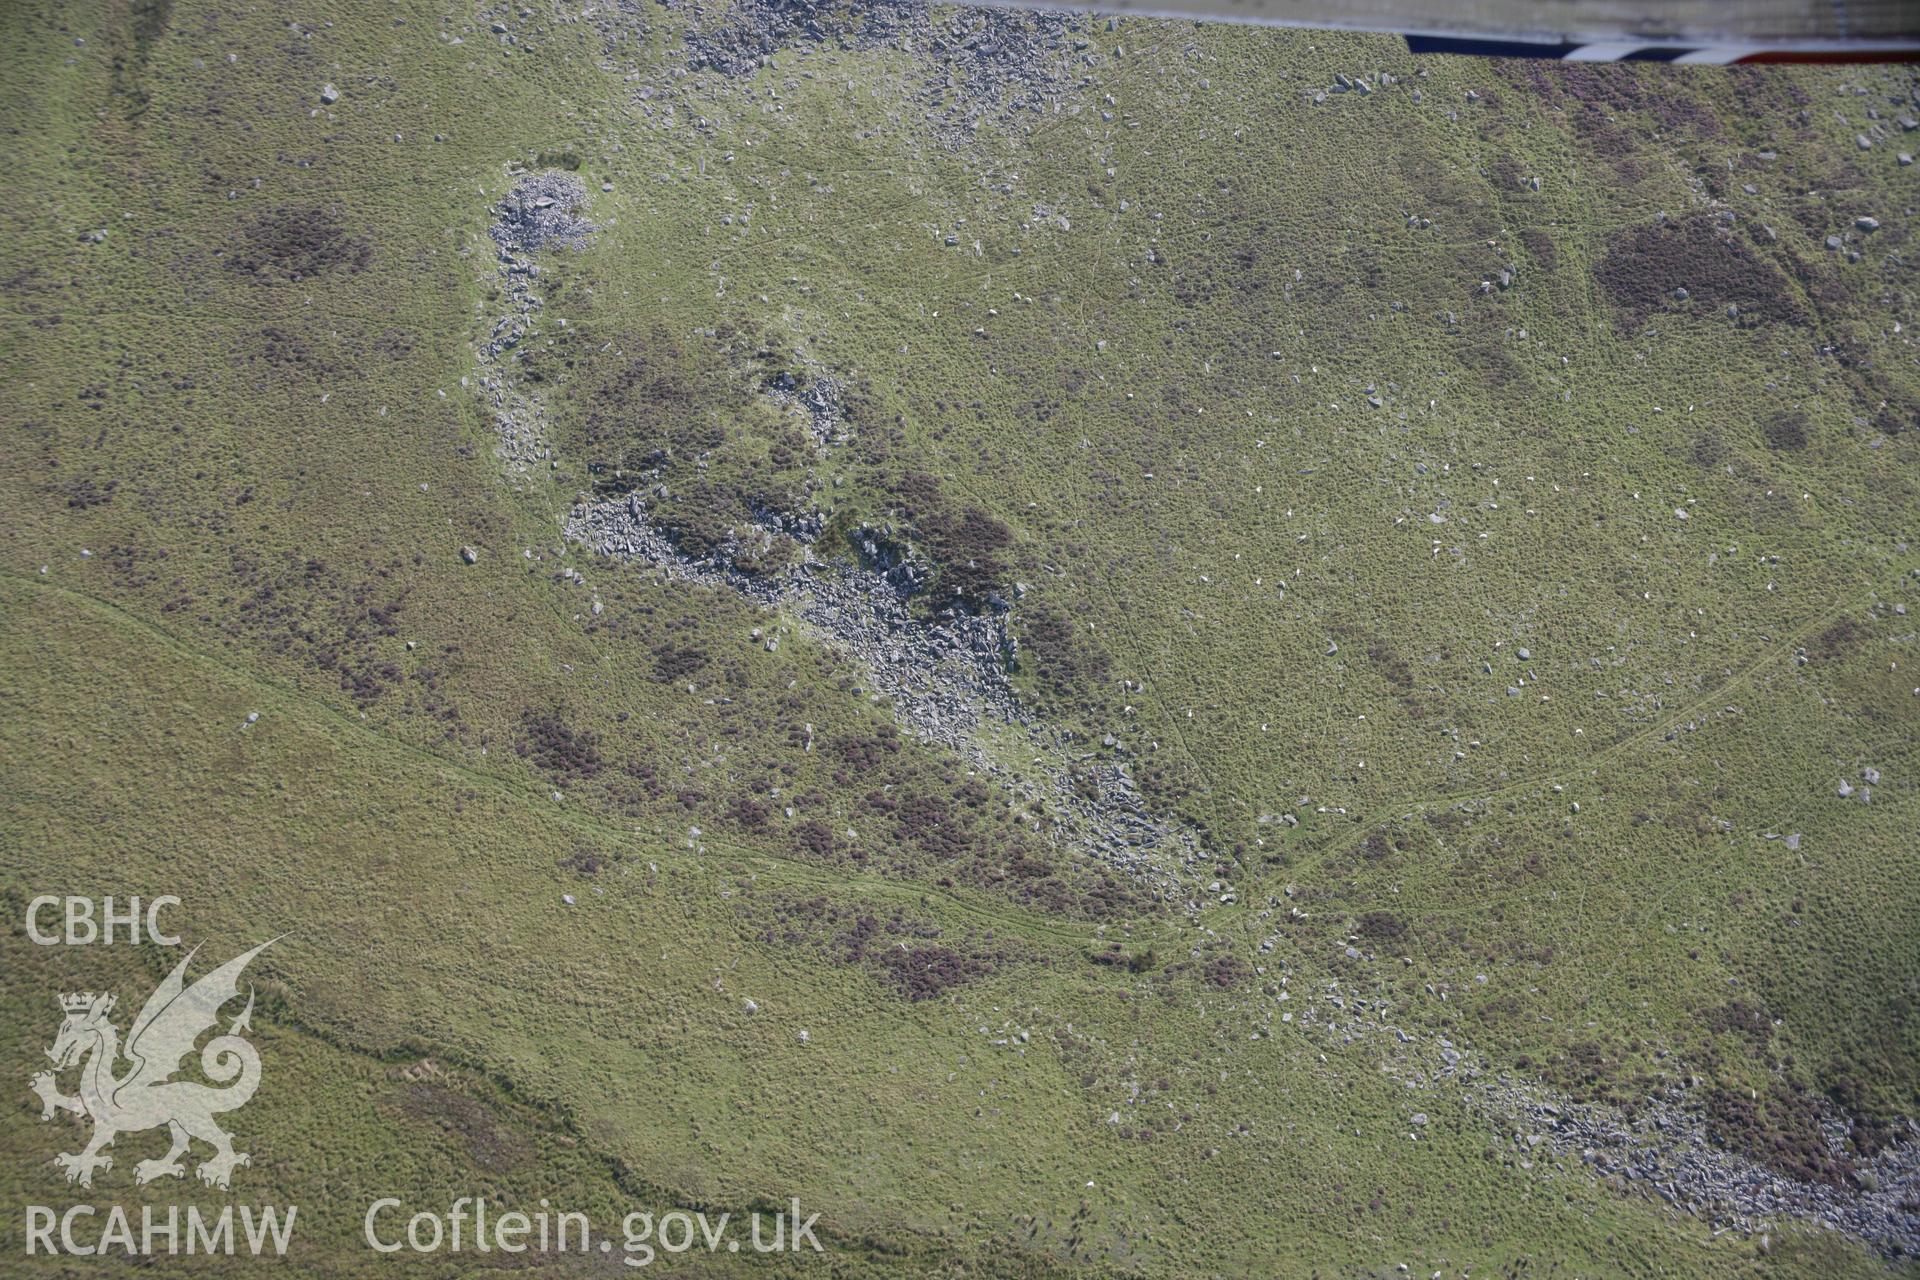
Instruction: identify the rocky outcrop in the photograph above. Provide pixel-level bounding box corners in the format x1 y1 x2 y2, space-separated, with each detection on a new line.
478 171 1204 902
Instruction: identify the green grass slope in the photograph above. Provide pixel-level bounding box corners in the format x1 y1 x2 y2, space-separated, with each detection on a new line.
1 0 1916 1274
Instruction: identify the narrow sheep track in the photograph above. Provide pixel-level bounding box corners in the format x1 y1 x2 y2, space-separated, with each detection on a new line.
478 172 1920 1262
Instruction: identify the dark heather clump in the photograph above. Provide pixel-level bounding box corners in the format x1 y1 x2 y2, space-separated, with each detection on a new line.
1762 409 1813 452
516 707 603 782
880 470 1015 611
743 892 1020 1001
1704 1082 1855 1189
1595 216 1804 329
231 206 372 283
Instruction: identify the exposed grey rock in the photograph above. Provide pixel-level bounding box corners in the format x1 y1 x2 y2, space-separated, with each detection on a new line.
491 170 597 255
473 177 1203 902
670 0 1081 148
565 491 1200 895
477 171 600 472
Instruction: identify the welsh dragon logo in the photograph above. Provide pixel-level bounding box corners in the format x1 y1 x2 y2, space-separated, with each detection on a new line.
30 941 275 1190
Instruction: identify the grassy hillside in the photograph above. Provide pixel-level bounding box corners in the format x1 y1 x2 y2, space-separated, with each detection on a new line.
1 0 1915 1274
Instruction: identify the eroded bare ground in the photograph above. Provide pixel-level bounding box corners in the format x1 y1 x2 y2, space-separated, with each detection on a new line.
662 0 1086 146
478 173 1919 1259
1319 985 1920 1256
1486 1085 1920 1256
481 172 1208 908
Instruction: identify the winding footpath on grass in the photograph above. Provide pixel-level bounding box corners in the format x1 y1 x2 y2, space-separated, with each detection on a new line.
1211 551 1920 1257
472 172 1920 1260
0 570 1121 953
1245 550 1920 911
